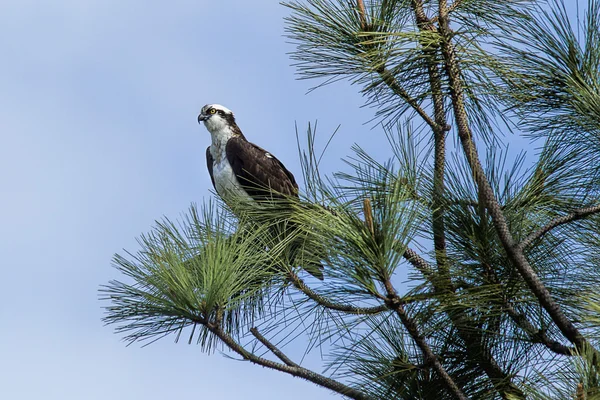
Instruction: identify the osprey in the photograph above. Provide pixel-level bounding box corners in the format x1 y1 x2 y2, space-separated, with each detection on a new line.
197 104 323 279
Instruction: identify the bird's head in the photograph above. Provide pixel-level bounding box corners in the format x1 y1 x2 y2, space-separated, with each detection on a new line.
198 104 236 134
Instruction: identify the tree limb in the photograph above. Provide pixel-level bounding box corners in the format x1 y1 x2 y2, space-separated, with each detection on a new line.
250 327 299 367
206 320 375 400
361 196 467 399
519 204 600 249
405 2 526 398
503 301 575 356
437 7 593 355
289 271 388 315
382 278 468 400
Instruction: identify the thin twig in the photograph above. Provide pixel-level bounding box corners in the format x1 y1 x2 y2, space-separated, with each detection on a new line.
519 204 600 249
503 301 575 356
250 327 299 367
383 279 468 400
207 322 374 400
375 65 443 131
289 271 388 315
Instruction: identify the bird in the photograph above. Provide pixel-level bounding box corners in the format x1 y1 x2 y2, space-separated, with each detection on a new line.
197 104 323 280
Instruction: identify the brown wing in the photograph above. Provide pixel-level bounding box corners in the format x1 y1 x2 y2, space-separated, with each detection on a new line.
206 146 216 189
225 136 298 201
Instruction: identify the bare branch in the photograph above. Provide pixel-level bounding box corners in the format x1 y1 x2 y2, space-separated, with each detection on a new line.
519 204 600 249
207 322 375 400
289 271 388 315
250 327 299 367
375 65 444 131
503 301 575 356
383 279 468 400
402 247 434 278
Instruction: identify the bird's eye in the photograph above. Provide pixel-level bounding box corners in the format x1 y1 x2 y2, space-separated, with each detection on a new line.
209 108 216 114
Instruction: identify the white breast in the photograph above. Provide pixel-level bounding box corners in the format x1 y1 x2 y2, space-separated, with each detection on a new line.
212 156 254 205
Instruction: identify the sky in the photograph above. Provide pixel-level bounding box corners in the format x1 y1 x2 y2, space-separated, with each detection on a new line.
0 1 393 399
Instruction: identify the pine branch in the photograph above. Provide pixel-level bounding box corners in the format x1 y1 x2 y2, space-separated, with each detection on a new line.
250 327 299 367
437 5 595 358
206 317 375 400
355 0 444 132
383 277 467 400
406 0 454 301
409 246 575 358
361 198 467 400
503 300 575 356
289 271 388 315
374 65 442 131
430 0 463 25
412 0 451 289
479 258 577 358
364 197 434 279
403 3 526 398
519 204 600 249
404 237 525 399
422 0 451 285
411 0 434 29
402 247 434 278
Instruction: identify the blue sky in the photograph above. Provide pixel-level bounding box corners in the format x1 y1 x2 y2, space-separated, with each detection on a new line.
0 1 394 399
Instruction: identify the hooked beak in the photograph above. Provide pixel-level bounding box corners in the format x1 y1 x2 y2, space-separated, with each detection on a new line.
198 113 209 124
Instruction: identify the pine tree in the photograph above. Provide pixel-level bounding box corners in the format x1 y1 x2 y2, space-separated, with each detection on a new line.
102 1 600 398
